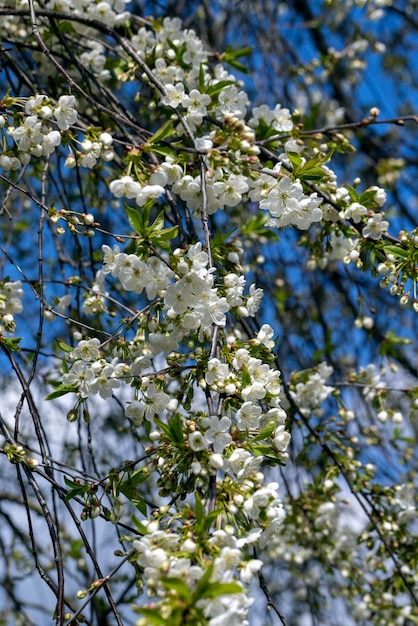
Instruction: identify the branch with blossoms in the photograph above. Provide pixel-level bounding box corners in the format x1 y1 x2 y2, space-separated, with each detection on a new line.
0 3 417 626
256 111 418 145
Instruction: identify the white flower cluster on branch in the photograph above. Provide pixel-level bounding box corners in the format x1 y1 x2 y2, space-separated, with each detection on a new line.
0 4 416 626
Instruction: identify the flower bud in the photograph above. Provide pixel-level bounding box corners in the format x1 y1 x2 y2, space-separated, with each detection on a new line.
25 457 39 469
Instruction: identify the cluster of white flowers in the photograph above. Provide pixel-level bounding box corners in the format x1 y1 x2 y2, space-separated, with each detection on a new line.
340 186 388 240
62 334 167 406
62 338 124 399
6 94 74 162
98 242 264 348
43 0 130 27
101 244 174 298
162 85 212 131
133 522 259 626
205 348 283 414
0 280 23 335
332 0 393 23
61 326 290 624
80 40 110 79
61 232 290 622
0 94 115 171
344 201 389 240
164 244 228 332
1 12 393 252
357 363 385 401
109 174 167 208
329 230 360 263
248 103 293 132
66 132 114 169
131 446 287 621
2 7 409 625
1 95 77 169
290 362 335 417
393 484 416 525
259 174 323 230
103 16 327 228
80 271 109 315
172 172 251 215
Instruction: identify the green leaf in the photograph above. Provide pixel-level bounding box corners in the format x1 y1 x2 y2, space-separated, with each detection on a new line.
150 210 165 232
119 473 148 515
148 144 178 158
63 476 87 502
251 420 276 443
121 488 147 515
358 189 379 207
287 151 303 171
191 566 242 600
147 237 171 254
241 213 277 239
250 443 276 456
383 245 409 259
201 508 223 534
55 338 73 353
194 495 222 536
135 608 167 625
155 414 185 446
255 118 282 141
206 80 235 97
155 225 178 241
171 413 184 444
200 581 243 599
369 247 376 267
160 576 192 601
298 167 328 181
222 45 252 61
195 493 203 525
296 150 335 181
148 119 175 144
0 337 22 352
226 59 250 73
249 444 284 465
124 206 144 236
241 366 252 387
48 379 64 389
56 20 77 35
346 185 358 202
153 418 171 438
45 385 78 400
132 515 149 535
127 467 148 486
64 476 83 489
193 562 213 596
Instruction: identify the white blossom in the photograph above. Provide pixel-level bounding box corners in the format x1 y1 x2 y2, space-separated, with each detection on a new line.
261 176 323 229
362 213 389 239
189 431 208 451
144 383 170 419
54 95 78 130
162 83 185 108
203 416 232 453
